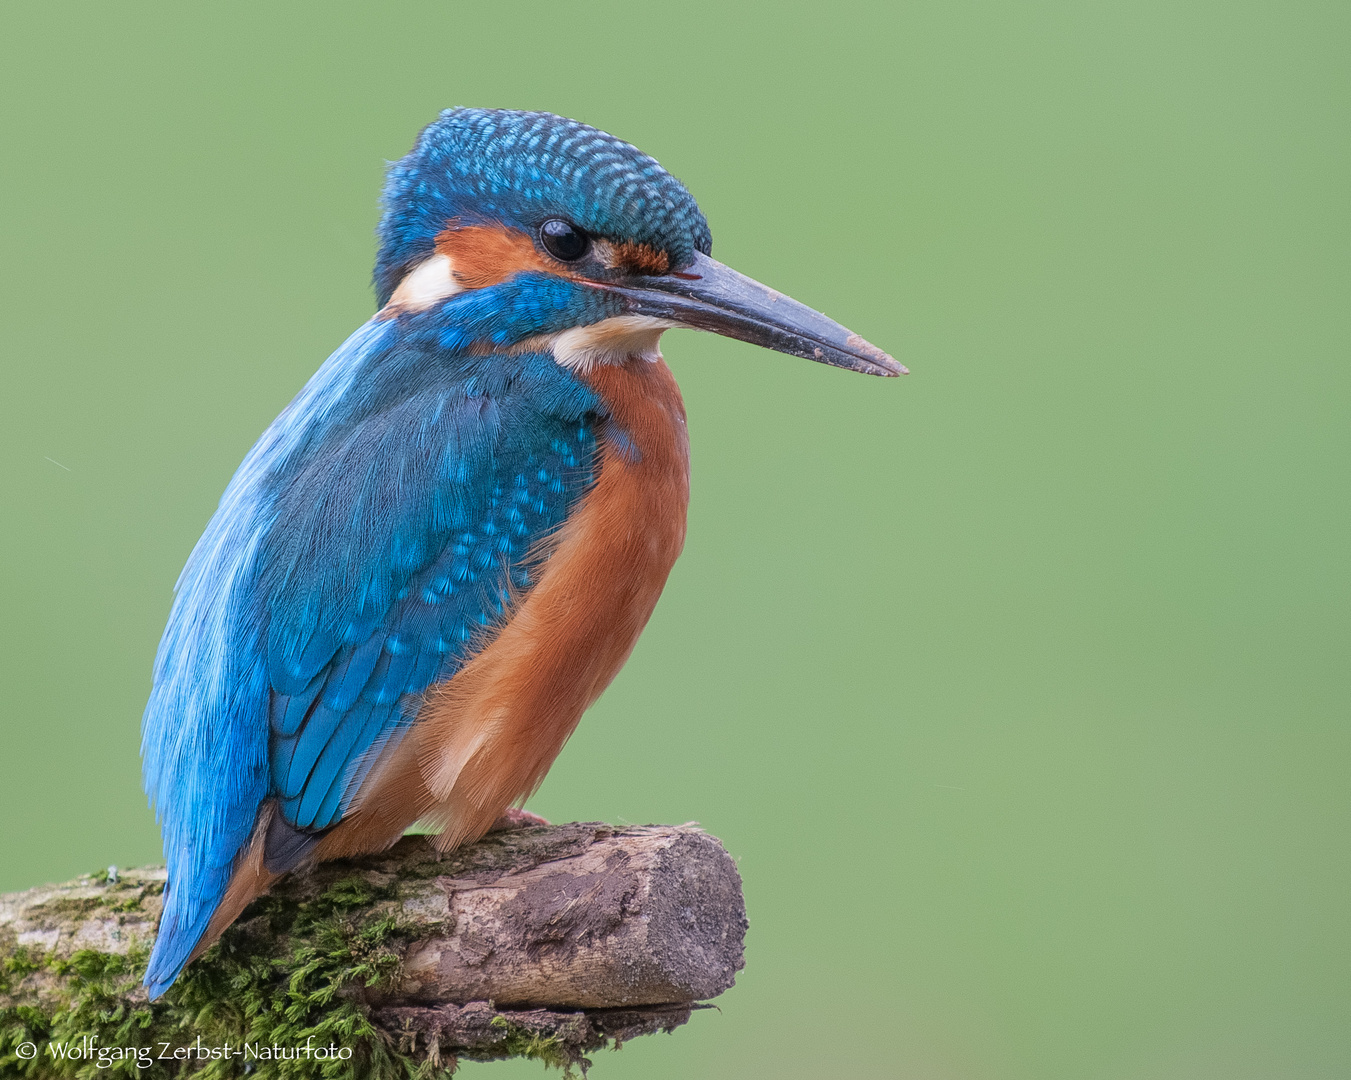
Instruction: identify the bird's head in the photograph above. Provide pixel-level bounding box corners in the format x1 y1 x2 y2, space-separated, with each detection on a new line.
374 108 902 377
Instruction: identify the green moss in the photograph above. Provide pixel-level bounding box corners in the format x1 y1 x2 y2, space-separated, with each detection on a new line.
4 947 43 980
24 880 160 925
25 897 119 922
0 875 452 1079
483 1018 576 1074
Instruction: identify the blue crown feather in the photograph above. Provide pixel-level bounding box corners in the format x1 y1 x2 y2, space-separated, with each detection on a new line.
374 108 712 305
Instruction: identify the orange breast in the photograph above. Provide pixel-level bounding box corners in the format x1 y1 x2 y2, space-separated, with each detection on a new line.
318 354 690 857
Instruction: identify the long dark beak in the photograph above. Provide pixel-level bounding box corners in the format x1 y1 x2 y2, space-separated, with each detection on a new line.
600 251 905 377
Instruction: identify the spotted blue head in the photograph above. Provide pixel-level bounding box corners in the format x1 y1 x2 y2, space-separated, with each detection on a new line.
374 107 901 377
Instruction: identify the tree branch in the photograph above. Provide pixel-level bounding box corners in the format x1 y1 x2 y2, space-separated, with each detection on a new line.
0 823 746 1076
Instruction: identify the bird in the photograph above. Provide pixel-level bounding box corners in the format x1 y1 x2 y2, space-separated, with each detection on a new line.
139 107 902 999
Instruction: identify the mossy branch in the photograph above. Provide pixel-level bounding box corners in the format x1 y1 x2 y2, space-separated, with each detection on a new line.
0 823 746 1078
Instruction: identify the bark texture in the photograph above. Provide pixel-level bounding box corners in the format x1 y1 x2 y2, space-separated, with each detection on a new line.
0 823 746 1076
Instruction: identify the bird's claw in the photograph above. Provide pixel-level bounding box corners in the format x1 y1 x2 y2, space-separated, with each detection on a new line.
489 808 551 832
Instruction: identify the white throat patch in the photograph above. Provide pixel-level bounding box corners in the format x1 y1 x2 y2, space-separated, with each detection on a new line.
549 315 677 373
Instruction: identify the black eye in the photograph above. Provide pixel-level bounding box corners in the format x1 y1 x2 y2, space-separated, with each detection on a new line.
540 218 590 262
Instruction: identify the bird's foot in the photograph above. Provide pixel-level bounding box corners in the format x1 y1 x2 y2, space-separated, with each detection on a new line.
489 808 551 832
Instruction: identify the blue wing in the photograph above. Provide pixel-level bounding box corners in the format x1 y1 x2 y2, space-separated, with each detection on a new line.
261 386 598 836
141 318 601 996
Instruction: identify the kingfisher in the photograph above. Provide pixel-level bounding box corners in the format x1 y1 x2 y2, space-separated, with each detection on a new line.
140 108 901 998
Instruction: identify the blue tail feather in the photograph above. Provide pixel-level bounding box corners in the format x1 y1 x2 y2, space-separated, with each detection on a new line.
144 870 225 999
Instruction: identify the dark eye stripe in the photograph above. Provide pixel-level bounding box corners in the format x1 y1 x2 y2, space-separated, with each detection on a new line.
540 218 590 262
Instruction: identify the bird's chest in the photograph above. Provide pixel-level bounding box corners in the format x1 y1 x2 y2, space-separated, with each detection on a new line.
494 354 692 700
400 356 690 847
573 356 691 611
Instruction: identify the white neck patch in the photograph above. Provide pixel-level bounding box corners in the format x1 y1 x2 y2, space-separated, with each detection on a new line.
385 253 462 313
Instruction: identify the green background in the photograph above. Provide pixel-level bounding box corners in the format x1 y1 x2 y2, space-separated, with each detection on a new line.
2 1 1347 1076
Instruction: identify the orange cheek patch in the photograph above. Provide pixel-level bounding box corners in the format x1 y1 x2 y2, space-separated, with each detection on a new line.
435 223 561 289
